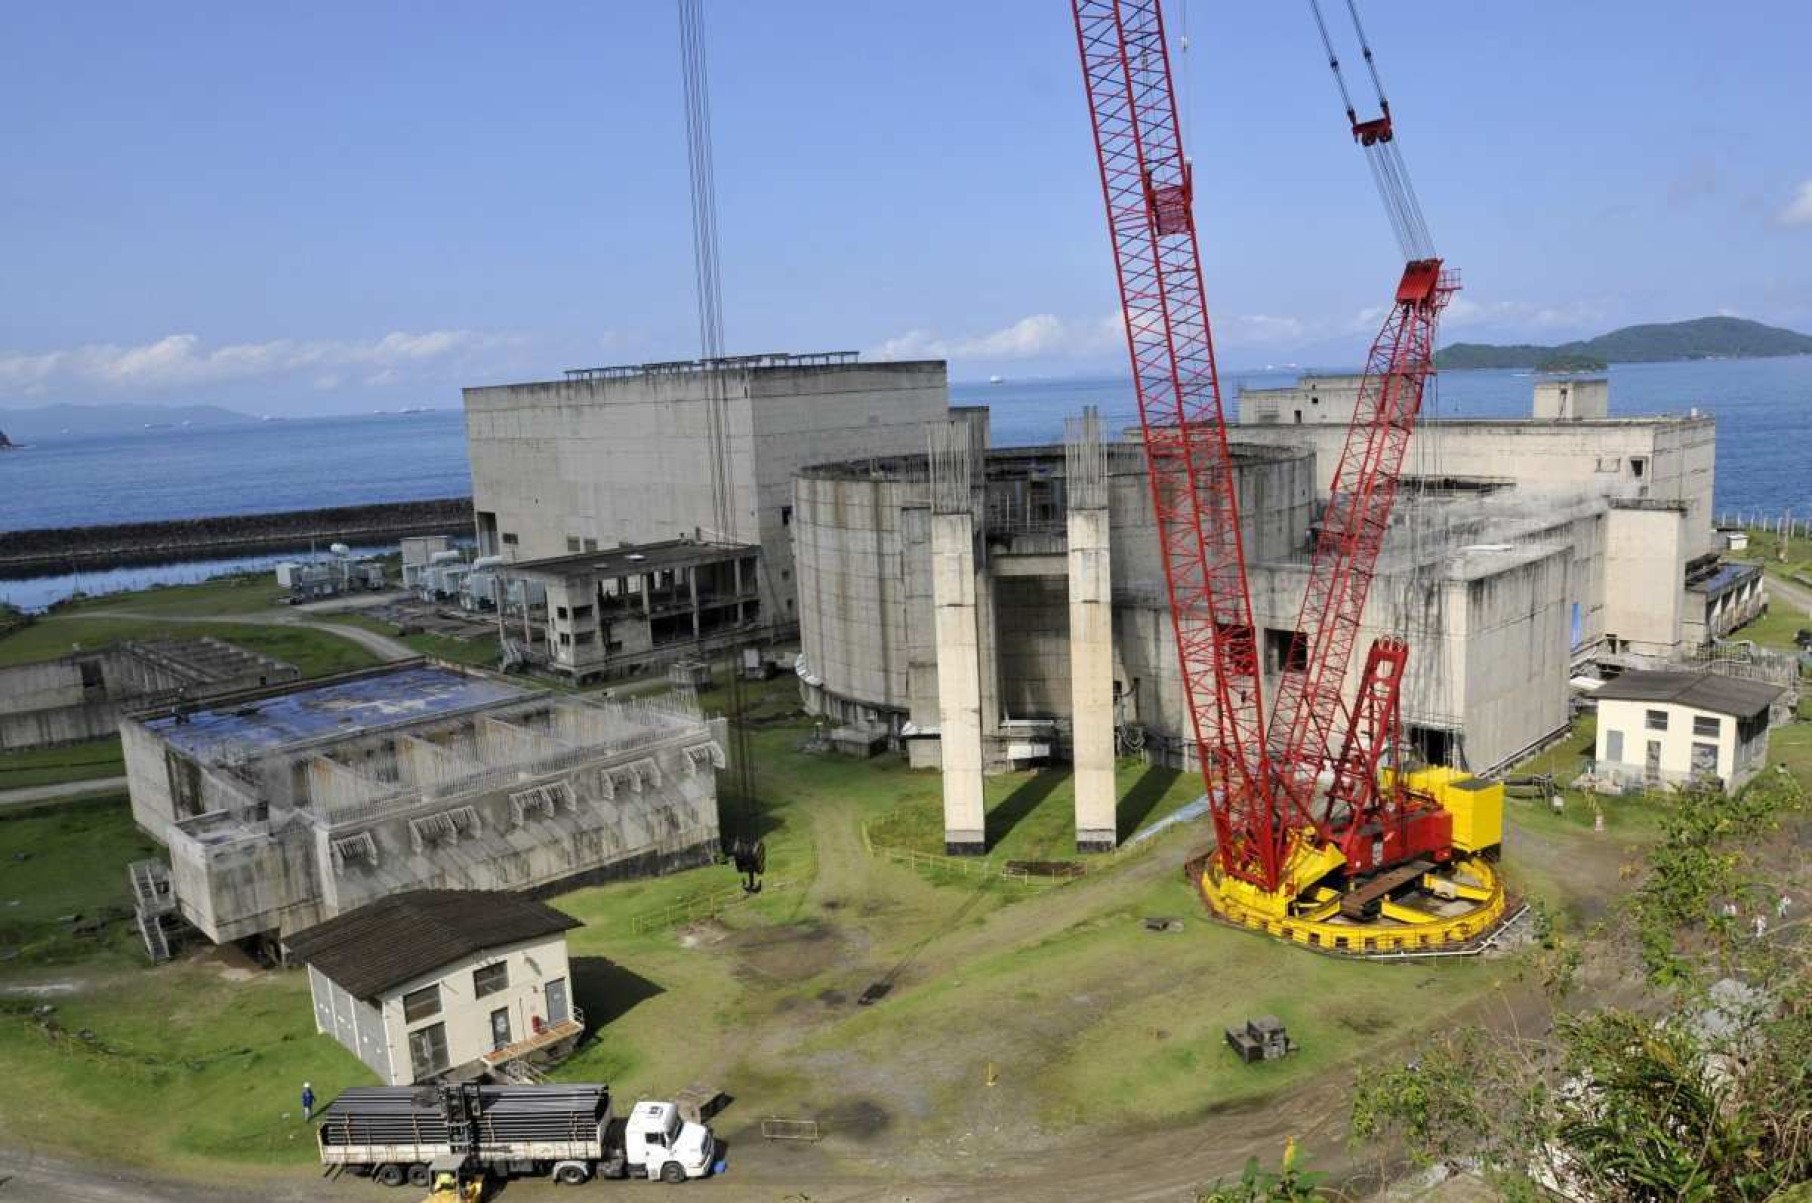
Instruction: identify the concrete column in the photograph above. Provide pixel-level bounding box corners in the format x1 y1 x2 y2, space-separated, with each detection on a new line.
929 420 986 854
932 510 986 853
1067 407 1116 851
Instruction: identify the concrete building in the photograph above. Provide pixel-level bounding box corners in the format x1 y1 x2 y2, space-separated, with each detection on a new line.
463 352 950 634
791 381 1756 847
0 638 298 752
289 889 581 1084
500 539 761 682
122 662 723 950
1587 670 1783 793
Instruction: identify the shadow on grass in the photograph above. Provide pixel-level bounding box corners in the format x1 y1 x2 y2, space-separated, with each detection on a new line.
1117 764 1183 842
986 768 1069 850
570 956 664 1035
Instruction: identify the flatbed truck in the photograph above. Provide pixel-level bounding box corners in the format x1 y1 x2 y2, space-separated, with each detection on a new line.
316 1083 716 1188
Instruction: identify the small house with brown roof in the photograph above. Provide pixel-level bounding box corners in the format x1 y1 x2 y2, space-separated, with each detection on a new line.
1591 670 1784 794
287 889 583 1085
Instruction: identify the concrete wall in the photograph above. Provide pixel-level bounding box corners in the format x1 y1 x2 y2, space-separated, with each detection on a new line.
369 934 572 1085
1604 505 1686 656
465 360 948 623
1234 417 1717 557
1237 374 1366 426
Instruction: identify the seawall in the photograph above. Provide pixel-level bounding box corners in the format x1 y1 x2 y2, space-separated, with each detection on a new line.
0 497 474 579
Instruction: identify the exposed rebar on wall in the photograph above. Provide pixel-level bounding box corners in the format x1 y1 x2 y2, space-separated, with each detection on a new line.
928 420 975 516
1065 406 1108 511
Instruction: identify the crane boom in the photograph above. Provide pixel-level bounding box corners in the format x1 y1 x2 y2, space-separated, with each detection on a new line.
1071 0 1308 888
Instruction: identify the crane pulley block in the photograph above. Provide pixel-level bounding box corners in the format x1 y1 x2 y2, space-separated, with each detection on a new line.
1395 258 1444 305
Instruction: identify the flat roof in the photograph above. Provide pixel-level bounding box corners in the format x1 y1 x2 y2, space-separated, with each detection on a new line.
144 664 529 759
1594 670 1783 718
1688 561 1762 597
504 538 758 582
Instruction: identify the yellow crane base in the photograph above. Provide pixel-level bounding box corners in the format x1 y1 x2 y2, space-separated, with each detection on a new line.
1193 851 1509 956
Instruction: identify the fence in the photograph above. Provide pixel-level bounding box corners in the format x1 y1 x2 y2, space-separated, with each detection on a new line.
629 877 792 934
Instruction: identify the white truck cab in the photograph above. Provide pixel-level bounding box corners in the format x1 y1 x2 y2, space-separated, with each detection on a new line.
623 1100 715 1182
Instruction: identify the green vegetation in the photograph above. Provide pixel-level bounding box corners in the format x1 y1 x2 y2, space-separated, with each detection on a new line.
59 574 289 617
1437 315 1812 370
0 793 155 966
1534 352 1608 373
0 613 381 677
0 737 124 791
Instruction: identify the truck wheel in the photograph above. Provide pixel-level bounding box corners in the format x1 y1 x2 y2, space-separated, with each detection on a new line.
660 1161 686 1184
406 1164 431 1188
551 1162 589 1185
374 1163 406 1187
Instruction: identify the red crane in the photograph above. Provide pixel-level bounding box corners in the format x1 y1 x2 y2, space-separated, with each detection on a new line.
1070 0 1469 910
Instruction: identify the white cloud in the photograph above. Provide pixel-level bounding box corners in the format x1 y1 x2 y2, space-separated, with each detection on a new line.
870 313 1122 363
0 330 519 398
871 309 1311 365
1439 296 1610 335
1778 180 1812 227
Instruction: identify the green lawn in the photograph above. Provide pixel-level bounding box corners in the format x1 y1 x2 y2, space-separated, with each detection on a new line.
0 614 382 677
0 793 156 966
63 574 290 617
0 737 125 791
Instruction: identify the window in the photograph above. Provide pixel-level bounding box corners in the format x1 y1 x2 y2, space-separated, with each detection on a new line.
1691 743 1719 776
1629 457 1647 479
408 1022 448 1079
402 985 440 1024
1645 709 1669 732
780 505 793 527
555 605 569 620
572 604 594 620
1692 715 1721 739
566 537 581 553
473 962 509 999
1263 628 1308 675
1605 729 1624 763
583 538 599 553
501 532 519 546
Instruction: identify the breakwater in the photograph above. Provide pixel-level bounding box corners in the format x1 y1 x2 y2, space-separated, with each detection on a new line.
0 497 473 579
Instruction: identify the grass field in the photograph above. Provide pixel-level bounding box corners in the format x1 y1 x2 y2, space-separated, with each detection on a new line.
0 737 124 791
0 686 1683 1179
60 575 290 617
0 793 157 966
0 614 382 677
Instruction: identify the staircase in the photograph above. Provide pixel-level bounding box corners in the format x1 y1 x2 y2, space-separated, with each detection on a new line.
128 860 177 964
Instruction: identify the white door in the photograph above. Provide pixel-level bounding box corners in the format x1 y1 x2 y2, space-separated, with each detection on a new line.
545 977 570 1025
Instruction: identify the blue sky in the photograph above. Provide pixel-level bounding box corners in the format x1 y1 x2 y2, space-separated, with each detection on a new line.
2 1 1808 414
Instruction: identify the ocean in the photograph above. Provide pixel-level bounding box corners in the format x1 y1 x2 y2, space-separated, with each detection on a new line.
2 357 1807 610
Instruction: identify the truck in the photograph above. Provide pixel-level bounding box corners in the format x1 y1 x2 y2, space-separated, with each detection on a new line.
316 1083 717 1189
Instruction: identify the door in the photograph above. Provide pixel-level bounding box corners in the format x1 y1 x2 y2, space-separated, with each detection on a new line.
545 977 570 1025
1604 729 1624 764
490 1007 512 1051
1645 739 1662 783
407 1022 448 1081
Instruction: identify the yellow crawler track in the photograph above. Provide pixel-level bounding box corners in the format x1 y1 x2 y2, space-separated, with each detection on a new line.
1195 852 1509 955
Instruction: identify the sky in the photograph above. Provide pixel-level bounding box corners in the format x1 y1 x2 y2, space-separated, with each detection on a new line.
2 1 1809 415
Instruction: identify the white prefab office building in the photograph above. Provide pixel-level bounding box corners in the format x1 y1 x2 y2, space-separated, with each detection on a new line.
288 889 582 1085
1589 670 1784 794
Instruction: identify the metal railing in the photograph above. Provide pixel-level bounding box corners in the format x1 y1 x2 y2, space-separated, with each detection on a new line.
629 877 793 934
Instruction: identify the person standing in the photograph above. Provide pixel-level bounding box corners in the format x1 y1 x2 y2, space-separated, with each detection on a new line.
301 1082 316 1121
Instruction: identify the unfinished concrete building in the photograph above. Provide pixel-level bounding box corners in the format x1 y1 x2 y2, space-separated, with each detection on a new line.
791 380 1751 850
0 638 298 751
463 352 950 635
121 662 723 952
498 539 761 682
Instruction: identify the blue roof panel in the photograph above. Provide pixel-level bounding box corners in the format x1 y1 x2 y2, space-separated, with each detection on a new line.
146 665 527 760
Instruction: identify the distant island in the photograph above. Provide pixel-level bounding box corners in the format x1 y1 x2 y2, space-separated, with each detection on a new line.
0 402 255 441
0 428 17 450
1435 316 1812 372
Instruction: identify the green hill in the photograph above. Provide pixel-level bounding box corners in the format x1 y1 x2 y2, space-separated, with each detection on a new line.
1436 316 1812 371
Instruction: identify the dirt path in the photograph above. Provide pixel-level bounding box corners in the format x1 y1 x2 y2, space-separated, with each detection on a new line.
0 777 127 810
61 610 417 662
1767 571 1812 619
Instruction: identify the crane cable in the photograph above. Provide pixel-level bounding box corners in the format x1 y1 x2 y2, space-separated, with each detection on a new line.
1306 0 1434 263
678 0 762 879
